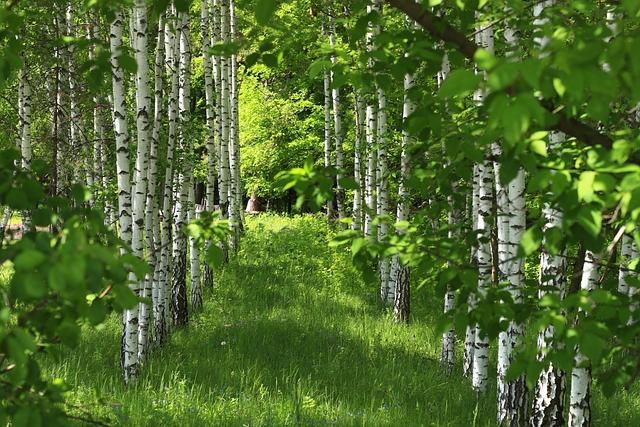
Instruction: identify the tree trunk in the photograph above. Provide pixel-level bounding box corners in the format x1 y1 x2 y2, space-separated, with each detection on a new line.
148 14 165 349
110 9 136 383
391 31 414 323
568 250 600 427
132 0 152 362
156 10 179 345
471 22 494 393
172 10 192 328
202 0 216 288
352 91 365 232
20 63 32 233
329 1 344 221
439 52 456 373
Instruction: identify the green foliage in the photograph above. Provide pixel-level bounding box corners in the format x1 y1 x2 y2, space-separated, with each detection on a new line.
0 149 141 425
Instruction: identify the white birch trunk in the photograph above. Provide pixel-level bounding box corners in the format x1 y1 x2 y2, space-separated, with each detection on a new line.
157 13 179 345
352 92 365 232
110 9 136 383
322 20 333 219
391 29 414 322
531 3 568 425
202 0 216 288
189 189 203 312
463 162 480 378
363 3 377 240
20 64 32 233
172 11 192 327
132 0 152 362
329 2 344 220
228 0 241 250
470 22 494 392
568 250 600 427
218 0 231 226
439 52 456 372
148 14 165 348
472 158 493 394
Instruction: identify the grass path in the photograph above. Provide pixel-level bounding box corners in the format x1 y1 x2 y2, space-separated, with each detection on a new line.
44 214 640 426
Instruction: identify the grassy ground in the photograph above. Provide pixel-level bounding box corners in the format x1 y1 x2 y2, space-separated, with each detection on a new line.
41 213 640 426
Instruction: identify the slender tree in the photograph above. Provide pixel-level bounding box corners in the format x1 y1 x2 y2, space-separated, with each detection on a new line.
110 8 136 383
470 21 494 394
439 51 456 373
328 1 344 221
172 10 192 327
202 0 217 288
391 21 415 322
157 10 179 345
531 3 568 424
148 13 165 347
568 250 600 427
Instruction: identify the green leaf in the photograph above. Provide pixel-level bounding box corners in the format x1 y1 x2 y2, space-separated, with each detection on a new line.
206 244 224 268
519 227 542 256
577 171 596 202
438 69 481 98
530 140 547 157
255 0 277 26
14 249 46 270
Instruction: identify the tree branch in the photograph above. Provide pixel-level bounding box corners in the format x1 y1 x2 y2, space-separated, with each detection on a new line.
386 0 614 150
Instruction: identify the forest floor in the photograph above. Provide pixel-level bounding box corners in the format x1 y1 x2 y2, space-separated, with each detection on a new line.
42 214 640 426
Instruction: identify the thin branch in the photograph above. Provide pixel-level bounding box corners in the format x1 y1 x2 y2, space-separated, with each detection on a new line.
386 0 615 150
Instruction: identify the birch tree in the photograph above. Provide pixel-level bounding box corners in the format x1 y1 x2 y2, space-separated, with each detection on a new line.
391 21 415 323
439 51 456 373
110 9 136 383
19 64 32 233
131 0 152 361
322 18 333 219
568 250 600 427
363 2 378 240
352 92 365 232
471 21 493 395
202 0 217 288
157 11 180 345
329 0 344 221
148 14 165 347
496 22 528 426
531 3 568 424
228 0 242 250
172 10 192 327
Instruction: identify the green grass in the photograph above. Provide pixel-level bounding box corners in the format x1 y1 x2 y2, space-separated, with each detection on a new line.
41 213 640 426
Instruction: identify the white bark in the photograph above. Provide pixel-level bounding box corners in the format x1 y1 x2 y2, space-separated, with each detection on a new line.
228 0 241 250
110 9 136 383
132 0 152 362
322 20 333 219
218 0 230 223
472 159 493 394
172 10 192 327
439 52 456 372
568 250 600 427
329 2 344 220
496 21 528 425
189 188 203 311
391 29 414 322
157 13 179 345
363 2 378 240
471 22 494 394
148 14 165 348
20 64 32 233
202 0 216 288
618 234 634 295
352 92 365 232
